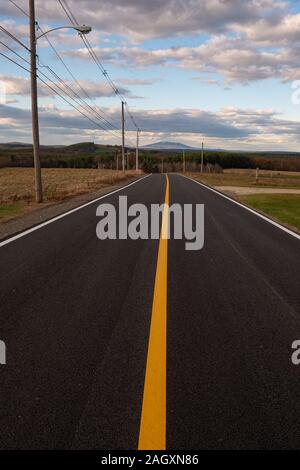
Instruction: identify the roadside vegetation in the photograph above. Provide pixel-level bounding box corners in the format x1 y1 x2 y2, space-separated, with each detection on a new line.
240 194 300 232
1 142 300 230
0 168 137 223
187 169 300 190
1 142 300 173
188 170 300 233
0 202 25 222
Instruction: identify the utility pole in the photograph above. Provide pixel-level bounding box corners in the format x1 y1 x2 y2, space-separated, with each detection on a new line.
201 142 204 174
183 151 185 173
121 101 125 172
29 0 43 203
136 128 140 172
127 151 129 170
256 167 259 183
162 157 164 174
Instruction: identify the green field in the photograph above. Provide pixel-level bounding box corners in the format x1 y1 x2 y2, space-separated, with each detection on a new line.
240 194 300 232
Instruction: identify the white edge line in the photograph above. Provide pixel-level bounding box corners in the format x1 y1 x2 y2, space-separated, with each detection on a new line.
181 174 300 241
0 174 151 248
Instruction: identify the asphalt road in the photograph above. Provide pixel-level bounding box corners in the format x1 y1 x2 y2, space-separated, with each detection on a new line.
0 173 300 450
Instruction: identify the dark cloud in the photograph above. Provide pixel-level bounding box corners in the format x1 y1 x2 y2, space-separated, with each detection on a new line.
2 103 300 142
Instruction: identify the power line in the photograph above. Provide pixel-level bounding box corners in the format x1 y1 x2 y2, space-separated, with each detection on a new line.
82 35 139 132
79 36 139 140
0 33 124 144
8 0 29 18
2 1 136 145
37 73 122 137
8 0 117 130
38 56 123 136
58 0 140 133
0 41 119 138
7 0 139 137
0 40 30 65
58 0 139 146
37 26 123 132
0 24 30 51
33 18 124 136
37 63 123 139
57 0 77 26
82 36 139 132
0 50 31 74
0 43 122 141
0 44 122 142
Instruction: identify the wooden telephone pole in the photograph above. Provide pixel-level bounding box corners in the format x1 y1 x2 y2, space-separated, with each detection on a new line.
201 142 204 173
121 101 125 172
29 0 43 202
136 129 140 172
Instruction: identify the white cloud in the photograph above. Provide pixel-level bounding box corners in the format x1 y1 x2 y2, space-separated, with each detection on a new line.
2 0 287 41
2 103 300 150
236 12 300 46
2 1 300 85
2 0 300 149
117 78 162 86
64 36 300 84
0 75 137 99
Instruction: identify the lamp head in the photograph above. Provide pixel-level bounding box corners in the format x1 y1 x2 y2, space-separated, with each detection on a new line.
75 25 92 35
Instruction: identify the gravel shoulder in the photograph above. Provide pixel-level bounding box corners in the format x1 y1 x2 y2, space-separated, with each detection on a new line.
215 186 300 196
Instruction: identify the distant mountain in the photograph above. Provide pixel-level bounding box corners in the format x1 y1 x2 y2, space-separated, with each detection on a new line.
141 141 227 151
0 142 33 149
142 141 197 150
0 142 74 150
67 142 99 152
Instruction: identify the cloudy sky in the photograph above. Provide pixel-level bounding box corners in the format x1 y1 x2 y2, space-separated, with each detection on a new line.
1 0 300 150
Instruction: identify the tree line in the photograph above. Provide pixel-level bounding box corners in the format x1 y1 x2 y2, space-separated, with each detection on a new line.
1 145 300 172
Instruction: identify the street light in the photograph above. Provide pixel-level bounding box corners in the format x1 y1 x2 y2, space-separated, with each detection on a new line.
29 0 92 203
36 25 92 41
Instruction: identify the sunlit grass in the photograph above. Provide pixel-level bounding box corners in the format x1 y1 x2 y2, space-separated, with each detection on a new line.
240 194 300 232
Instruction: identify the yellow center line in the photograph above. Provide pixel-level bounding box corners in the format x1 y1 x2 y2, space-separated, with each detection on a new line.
138 174 169 451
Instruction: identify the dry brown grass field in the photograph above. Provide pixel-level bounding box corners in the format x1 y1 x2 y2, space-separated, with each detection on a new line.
0 168 138 222
187 169 300 189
